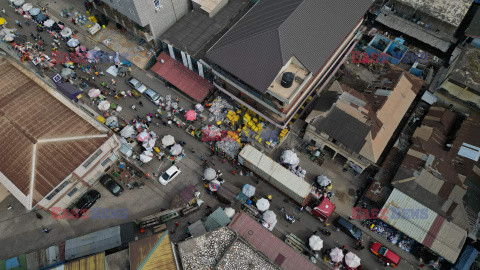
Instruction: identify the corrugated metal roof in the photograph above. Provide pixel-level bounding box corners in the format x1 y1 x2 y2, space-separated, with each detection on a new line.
129 232 177 270
206 0 372 92
229 212 319 270
466 9 480 38
381 189 467 263
65 226 121 260
204 207 231 232
64 253 105 270
239 145 311 202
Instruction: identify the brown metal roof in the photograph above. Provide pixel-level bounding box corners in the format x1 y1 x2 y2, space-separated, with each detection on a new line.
129 232 176 270
229 212 319 270
0 57 108 208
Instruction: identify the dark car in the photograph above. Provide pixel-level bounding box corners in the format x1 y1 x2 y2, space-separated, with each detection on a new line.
99 175 124 196
336 216 362 240
68 190 101 218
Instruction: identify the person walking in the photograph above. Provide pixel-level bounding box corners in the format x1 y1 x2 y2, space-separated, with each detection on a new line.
42 228 50 233
131 105 137 111
138 101 143 106
2 9 7 16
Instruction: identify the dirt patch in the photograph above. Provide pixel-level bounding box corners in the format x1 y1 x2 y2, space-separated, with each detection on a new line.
348 188 356 197
335 190 348 203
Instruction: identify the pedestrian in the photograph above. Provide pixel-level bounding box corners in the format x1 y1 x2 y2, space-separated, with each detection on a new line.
42 228 50 233
175 97 179 102
25 20 30 26
131 105 137 111
232 171 236 175
138 101 143 106
175 222 180 227
299 206 304 212
222 159 226 163
281 207 285 212
200 155 204 161
111 79 116 85
1 9 6 16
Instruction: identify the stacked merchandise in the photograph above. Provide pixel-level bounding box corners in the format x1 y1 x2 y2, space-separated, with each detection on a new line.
216 140 241 159
288 166 306 179
397 237 415 252
209 96 233 122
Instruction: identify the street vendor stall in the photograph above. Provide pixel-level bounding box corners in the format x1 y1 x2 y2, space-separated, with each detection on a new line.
261 210 277 231
87 23 101 35
216 181 240 205
203 167 217 181
161 135 175 147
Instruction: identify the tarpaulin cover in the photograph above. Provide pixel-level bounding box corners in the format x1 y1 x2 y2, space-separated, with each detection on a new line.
311 196 335 220
151 52 211 102
56 82 81 100
453 246 479 270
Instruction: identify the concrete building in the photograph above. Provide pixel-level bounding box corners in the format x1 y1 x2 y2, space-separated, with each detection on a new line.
92 0 190 48
202 0 373 129
376 0 474 54
437 45 480 111
304 67 423 173
0 57 120 212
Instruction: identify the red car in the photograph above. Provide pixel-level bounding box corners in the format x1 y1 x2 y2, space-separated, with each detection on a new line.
370 242 401 268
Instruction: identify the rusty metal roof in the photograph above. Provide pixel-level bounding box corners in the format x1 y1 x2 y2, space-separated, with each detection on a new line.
0 57 108 209
129 231 177 270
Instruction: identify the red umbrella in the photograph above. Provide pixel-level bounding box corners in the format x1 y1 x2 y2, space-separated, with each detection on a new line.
185 110 197 121
209 180 221 192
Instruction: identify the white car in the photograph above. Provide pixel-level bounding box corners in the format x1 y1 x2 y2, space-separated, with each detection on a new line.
126 77 147 94
159 165 181 185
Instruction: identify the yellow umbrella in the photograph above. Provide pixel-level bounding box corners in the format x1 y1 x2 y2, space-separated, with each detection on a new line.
0 18 6 26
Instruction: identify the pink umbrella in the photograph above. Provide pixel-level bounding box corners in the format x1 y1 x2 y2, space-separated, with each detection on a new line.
185 110 196 121
136 131 150 142
80 45 86 51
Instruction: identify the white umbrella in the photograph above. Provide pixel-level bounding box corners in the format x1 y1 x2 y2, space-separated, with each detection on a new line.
116 105 122 112
161 135 175 147
120 125 135 138
29 7 40 15
139 151 153 163
256 198 270 212
345 252 361 268
242 184 256 197
309 235 323 251
3 34 15 42
13 0 24 7
142 138 156 151
137 131 150 142
280 149 300 166
43 19 54 27
204 168 216 181
170 144 182 156
22 3 32 11
317 175 331 187
330 247 344 263
88 88 100 98
97 100 110 111
61 68 73 77
224 207 235 218
105 116 118 127
67 38 80 48
262 210 277 224
61 27 72 38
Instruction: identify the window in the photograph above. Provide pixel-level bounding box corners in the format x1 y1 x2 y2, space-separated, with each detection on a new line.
101 158 110 167
46 181 70 200
154 0 160 8
67 188 78 197
83 150 103 168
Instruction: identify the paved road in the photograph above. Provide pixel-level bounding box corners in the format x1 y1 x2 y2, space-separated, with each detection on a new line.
0 2 424 270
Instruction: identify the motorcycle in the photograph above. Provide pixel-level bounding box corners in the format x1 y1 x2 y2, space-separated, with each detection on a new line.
321 229 331 236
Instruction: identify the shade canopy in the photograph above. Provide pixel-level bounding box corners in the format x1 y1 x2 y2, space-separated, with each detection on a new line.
105 116 118 127
0 18 6 26
309 235 323 251
317 175 332 186
97 100 110 111
204 168 216 181
280 149 300 166
29 7 40 15
22 3 32 11
142 138 156 151
224 207 235 218
67 38 80 48
120 125 135 138
43 19 54 27
242 184 256 197
345 252 361 268
161 135 175 146
170 144 183 156
262 210 276 224
139 151 153 163
136 131 150 142
88 88 100 98
13 0 25 7
256 198 270 212
61 27 72 37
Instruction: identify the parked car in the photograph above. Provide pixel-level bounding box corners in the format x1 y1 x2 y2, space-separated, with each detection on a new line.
159 165 181 185
335 216 362 240
68 190 101 218
99 175 124 196
370 242 401 267
144 89 161 105
126 77 147 93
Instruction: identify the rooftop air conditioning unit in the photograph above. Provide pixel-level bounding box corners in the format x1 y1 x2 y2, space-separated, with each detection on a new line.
281 72 294 88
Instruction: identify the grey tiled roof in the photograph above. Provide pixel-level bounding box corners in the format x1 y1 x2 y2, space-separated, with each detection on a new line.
312 107 371 153
205 0 372 93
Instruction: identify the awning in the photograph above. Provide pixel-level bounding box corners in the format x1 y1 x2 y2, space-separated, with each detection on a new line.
151 52 211 102
453 246 479 270
312 196 335 219
50 74 81 99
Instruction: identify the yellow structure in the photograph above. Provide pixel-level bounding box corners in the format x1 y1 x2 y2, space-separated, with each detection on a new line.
64 253 105 270
129 231 177 270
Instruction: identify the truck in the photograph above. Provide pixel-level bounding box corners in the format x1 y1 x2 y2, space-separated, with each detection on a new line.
238 145 312 206
311 195 335 222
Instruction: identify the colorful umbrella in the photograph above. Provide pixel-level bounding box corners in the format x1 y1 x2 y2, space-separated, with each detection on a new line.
345 252 361 268
105 116 118 127
97 100 110 111
43 19 54 27
185 110 197 121
116 106 122 112
137 131 150 142
142 138 156 151
67 38 80 48
262 210 277 224
209 180 221 192
256 198 270 212
330 247 344 263
0 18 6 26
61 27 72 38
204 168 216 181
309 235 323 251
88 88 100 98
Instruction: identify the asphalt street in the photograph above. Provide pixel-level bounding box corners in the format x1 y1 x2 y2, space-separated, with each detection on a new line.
0 2 422 270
